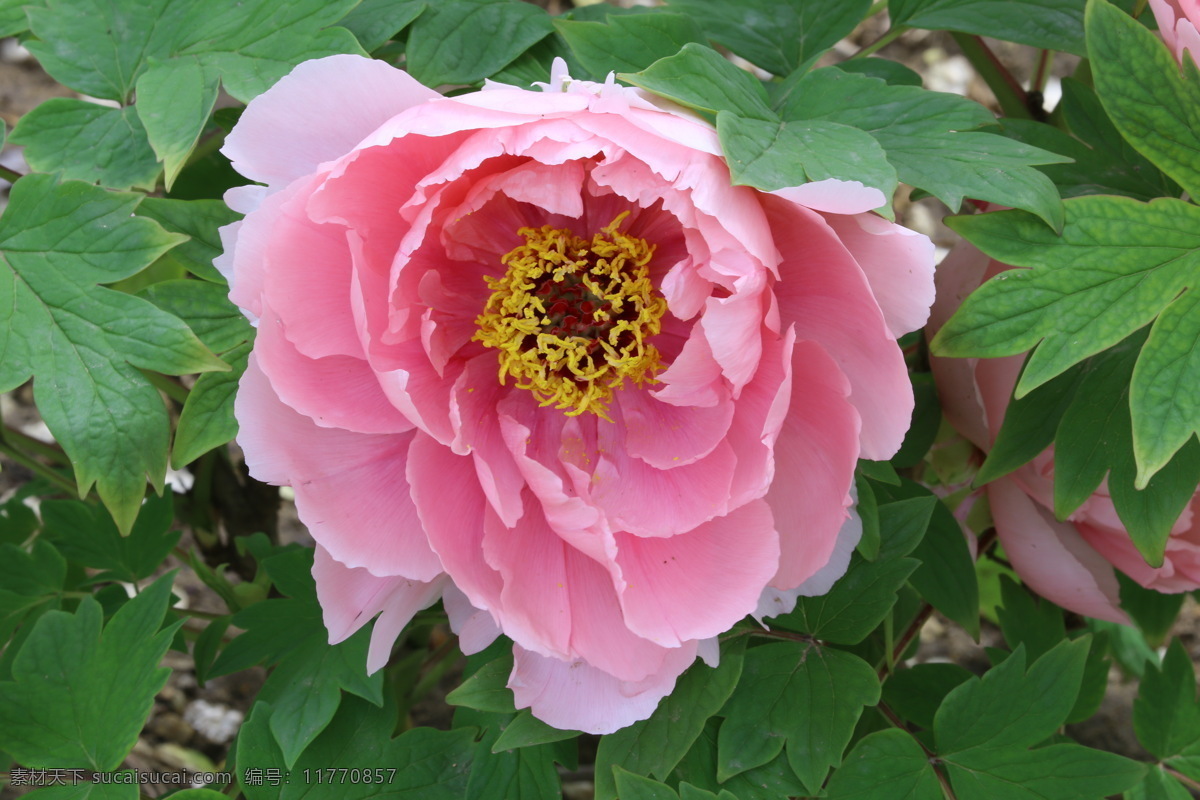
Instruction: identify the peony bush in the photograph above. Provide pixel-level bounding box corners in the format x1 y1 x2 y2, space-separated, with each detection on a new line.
218 54 935 733
930 239 1200 624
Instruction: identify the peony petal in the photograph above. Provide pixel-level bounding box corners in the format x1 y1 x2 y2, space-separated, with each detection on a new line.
482 493 675 682
254 302 414 434
236 357 442 580
616 383 734 469
767 338 861 589
765 194 912 459
443 584 502 655
260 179 363 359
311 546 447 673
367 577 448 673
223 55 439 189
771 178 886 215
614 499 779 645
989 477 1129 624
817 211 936 338
509 642 697 735
592 420 738 538
407 431 505 614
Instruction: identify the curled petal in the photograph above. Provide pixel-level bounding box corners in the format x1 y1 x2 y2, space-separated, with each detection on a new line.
509 643 698 735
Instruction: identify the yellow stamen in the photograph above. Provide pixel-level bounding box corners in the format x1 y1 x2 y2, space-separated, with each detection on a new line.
473 212 667 420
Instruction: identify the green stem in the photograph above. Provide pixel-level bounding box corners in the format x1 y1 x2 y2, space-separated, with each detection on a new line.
854 25 908 59
1133 0 1149 17
866 0 888 17
1032 49 1052 93
877 603 935 679
952 33 1033 119
139 369 190 403
0 439 77 495
1165 765 1200 792
2 425 67 465
0 165 23 184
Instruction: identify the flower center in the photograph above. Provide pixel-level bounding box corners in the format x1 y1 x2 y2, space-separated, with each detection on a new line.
473 212 667 420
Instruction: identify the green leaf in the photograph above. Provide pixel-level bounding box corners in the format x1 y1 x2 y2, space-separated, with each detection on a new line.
460 709 563 800
406 0 553 86
22 783 139 800
0 0 28 37
665 0 872 75
0 573 181 769
906 487 979 637
135 57 220 190
672 718 808 800
934 197 1200 395
338 0 425 52
892 372 942 468
780 67 1067 228
996 576 1066 662
858 459 901 485
716 643 879 791
853 474 880 561
1127 766 1196 800
935 638 1089 753
40 494 181 583
238 698 476 800
25 0 179 102
9 100 162 190
612 769 679 800
1049 78 1181 201
1088 0 1200 199
1117 572 1186 646
257 622 384 769
943 742 1146 800
0 176 223 533
1134 639 1200 760
556 12 704 77
778 496 931 643
446 652 517 714
824 728 942 799
976 359 1086 485
173 340 250 466
891 0 1087 54
140 279 252 355
882 663 974 730
1131 290 1200 485
136 198 239 284
594 638 745 800
206 547 383 767
835 58 923 87
491 710 580 752
621 43 774 119
716 113 896 215
0 540 66 651
1109 438 1200 565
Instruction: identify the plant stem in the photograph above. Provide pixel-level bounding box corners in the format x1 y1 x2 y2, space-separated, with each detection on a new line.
866 0 888 17
139 369 190 403
878 603 935 679
952 33 1033 119
855 26 907 59
0 438 77 495
1165 765 1200 792
1133 0 1150 17
0 164 23 184
1032 49 1053 92
2 425 67 465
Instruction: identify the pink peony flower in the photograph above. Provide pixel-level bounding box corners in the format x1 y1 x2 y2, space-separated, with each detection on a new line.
929 240 1200 625
218 54 935 733
1150 0 1200 66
